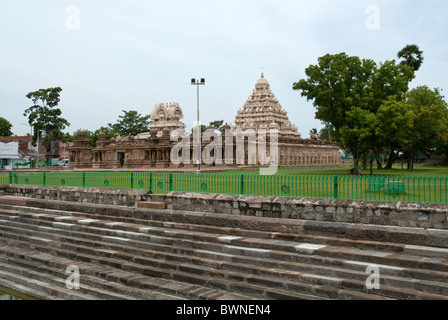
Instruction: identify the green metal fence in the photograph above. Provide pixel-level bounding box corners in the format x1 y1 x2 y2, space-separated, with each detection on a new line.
1 171 448 204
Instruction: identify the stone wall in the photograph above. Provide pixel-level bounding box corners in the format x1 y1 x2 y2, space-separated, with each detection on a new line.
1 185 448 230
151 192 448 230
0 184 149 207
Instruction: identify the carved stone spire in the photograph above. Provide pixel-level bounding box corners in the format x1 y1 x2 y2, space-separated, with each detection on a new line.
234 73 301 137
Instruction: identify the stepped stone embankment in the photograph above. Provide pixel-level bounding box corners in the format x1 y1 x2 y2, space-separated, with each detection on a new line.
1 184 448 230
0 192 448 300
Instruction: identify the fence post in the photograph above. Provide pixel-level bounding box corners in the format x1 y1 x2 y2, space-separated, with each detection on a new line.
149 172 152 193
43 172 46 186
333 175 338 199
169 173 173 192
9 171 12 184
240 174 244 195
130 172 134 189
82 172 86 187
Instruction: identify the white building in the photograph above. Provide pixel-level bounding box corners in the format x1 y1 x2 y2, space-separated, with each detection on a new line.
0 141 24 169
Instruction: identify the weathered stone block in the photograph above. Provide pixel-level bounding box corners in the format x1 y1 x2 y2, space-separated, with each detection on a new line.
261 204 271 211
325 206 335 214
249 203 262 209
281 211 289 219
137 201 166 209
303 206 314 213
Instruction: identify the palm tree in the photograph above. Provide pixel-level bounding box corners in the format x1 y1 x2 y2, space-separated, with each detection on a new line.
397 44 424 72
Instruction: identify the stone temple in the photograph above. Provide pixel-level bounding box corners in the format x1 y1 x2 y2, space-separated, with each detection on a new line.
68 74 340 169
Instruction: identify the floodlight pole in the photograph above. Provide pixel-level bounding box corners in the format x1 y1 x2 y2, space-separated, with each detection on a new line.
191 78 205 176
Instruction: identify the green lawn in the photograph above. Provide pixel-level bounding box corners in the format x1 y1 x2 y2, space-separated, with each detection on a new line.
222 163 448 177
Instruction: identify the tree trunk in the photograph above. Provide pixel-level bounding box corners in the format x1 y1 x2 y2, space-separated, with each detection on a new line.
408 151 415 171
352 153 359 173
369 155 374 176
362 154 367 171
375 152 383 170
384 151 396 169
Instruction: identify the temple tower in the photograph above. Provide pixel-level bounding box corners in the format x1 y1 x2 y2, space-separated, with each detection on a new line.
234 73 300 138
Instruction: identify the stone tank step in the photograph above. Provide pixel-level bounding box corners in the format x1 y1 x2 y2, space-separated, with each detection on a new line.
1 197 448 300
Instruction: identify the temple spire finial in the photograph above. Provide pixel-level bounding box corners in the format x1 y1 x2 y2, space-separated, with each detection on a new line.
261 66 264 78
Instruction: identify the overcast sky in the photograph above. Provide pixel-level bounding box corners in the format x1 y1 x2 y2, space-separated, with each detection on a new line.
1 0 447 138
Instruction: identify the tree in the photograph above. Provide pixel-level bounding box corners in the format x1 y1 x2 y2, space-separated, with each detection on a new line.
339 107 376 173
23 87 70 156
293 53 376 142
373 98 415 170
397 44 424 73
368 60 415 112
107 110 151 136
403 86 448 171
209 120 224 133
367 60 415 169
0 117 13 136
318 123 335 142
293 52 414 172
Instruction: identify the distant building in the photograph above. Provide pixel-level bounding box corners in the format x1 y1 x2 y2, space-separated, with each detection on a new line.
0 136 37 169
0 136 66 169
0 140 22 169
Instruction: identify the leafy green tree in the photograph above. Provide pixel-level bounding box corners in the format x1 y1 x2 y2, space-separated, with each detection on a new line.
108 110 151 136
365 60 414 169
368 60 415 112
373 98 414 170
318 123 335 142
397 44 424 73
339 107 376 173
293 53 375 141
293 53 414 172
23 87 70 156
403 86 448 171
0 117 13 136
210 120 224 133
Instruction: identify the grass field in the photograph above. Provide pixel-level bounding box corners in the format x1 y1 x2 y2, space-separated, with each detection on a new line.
222 162 448 177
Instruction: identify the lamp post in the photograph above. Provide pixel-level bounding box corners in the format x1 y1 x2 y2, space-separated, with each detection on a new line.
191 78 205 175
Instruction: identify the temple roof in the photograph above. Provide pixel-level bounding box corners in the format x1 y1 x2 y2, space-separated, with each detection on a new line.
234 73 300 137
